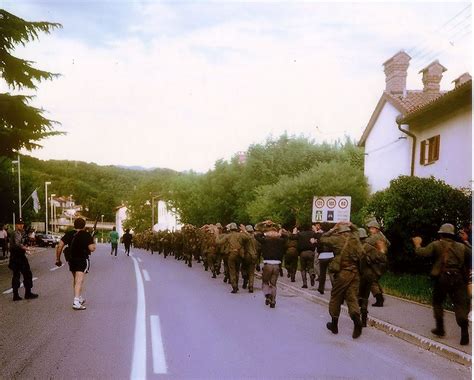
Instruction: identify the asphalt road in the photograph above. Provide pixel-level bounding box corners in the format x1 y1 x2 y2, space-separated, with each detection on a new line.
0 244 471 379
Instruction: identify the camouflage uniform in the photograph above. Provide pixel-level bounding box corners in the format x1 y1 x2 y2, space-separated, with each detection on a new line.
320 224 364 339
241 226 260 292
358 228 388 327
414 224 472 345
284 238 299 282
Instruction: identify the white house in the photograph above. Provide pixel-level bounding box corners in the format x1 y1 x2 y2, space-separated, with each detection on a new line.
154 200 181 232
359 51 472 193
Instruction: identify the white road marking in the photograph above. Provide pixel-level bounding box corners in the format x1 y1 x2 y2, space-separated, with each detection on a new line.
150 315 168 374
137 257 142 263
143 269 150 282
50 264 65 271
130 256 147 379
3 277 38 294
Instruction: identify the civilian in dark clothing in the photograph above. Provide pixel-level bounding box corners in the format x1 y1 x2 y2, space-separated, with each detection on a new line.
293 225 318 288
122 229 133 256
254 221 287 308
56 218 96 310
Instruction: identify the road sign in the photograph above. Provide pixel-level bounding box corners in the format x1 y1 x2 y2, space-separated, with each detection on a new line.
312 196 351 223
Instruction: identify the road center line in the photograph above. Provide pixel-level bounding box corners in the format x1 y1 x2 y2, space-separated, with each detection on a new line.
3 277 38 294
137 257 142 263
150 315 168 374
130 256 147 380
143 269 150 282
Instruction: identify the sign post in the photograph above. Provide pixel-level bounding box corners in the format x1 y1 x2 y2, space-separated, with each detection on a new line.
312 196 351 223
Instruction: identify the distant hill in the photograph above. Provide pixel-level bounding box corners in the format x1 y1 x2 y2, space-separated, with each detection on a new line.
15 155 178 222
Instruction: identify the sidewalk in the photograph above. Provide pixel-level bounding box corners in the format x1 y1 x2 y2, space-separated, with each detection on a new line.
256 269 472 366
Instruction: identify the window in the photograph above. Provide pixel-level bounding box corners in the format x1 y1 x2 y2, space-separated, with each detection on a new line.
420 135 440 165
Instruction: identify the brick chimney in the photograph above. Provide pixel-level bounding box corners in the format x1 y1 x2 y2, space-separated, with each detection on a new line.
452 72 472 88
383 51 411 95
419 60 447 95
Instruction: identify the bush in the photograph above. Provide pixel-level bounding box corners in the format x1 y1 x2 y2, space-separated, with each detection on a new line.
363 176 472 273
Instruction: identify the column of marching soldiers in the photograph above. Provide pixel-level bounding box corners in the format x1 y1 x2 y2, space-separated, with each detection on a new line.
132 220 392 340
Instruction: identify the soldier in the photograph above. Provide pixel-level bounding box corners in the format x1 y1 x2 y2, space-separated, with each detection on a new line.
366 220 390 307
8 218 38 301
218 223 249 293
321 222 364 339
284 231 299 282
358 228 388 327
294 225 318 289
254 220 287 308
122 228 133 256
240 224 260 293
412 223 471 345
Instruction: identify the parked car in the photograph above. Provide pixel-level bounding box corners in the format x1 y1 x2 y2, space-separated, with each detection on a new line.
35 233 58 247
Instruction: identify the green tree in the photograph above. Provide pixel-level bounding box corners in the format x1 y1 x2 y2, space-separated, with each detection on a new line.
362 176 472 273
0 10 63 157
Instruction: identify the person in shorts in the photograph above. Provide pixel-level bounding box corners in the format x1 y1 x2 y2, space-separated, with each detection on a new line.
55 218 96 310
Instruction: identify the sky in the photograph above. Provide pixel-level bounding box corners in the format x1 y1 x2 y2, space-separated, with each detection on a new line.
2 1 472 173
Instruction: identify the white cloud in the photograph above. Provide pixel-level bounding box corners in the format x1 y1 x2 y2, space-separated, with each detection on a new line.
4 2 471 172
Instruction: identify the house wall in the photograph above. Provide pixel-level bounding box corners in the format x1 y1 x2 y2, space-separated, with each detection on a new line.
154 200 181 232
115 206 128 237
413 105 472 189
364 102 412 192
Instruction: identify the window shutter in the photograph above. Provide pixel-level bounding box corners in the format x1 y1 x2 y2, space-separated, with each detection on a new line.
432 135 440 161
420 140 427 165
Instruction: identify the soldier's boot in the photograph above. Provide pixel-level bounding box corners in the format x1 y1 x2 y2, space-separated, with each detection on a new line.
24 289 39 299
301 271 308 288
326 317 339 334
460 320 469 345
310 274 316 287
212 270 217 278
360 299 369 327
291 273 296 282
248 287 254 293
372 293 384 307
13 289 22 301
431 317 445 337
256 264 261 272
231 286 238 294
223 276 228 283
242 279 248 289
351 314 363 339
204 264 208 271
265 294 271 305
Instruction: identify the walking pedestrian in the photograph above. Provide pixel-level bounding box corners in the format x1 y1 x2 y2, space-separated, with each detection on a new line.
254 220 287 308
293 224 318 288
109 226 119 257
8 218 38 301
122 228 133 256
0 224 8 258
366 220 391 307
241 224 260 293
412 223 471 345
56 217 96 310
358 228 388 327
320 222 364 339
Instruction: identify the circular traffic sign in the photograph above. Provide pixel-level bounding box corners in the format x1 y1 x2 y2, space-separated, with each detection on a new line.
314 198 325 208
338 198 349 209
327 198 336 209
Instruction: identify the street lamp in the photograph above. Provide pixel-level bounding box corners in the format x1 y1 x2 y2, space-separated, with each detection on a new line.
11 154 21 218
45 181 51 233
50 194 56 233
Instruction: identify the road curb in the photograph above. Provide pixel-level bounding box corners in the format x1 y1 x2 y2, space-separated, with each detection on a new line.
255 273 472 366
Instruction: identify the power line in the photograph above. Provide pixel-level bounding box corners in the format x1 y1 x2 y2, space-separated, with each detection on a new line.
407 3 471 56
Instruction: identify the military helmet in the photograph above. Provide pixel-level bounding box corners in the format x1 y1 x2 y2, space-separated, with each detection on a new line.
358 228 368 239
228 222 238 231
337 225 351 233
215 223 223 229
366 220 380 229
245 224 254 232
438 223 455 235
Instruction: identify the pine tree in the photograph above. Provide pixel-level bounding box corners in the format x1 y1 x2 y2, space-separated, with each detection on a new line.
0 9 63 158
